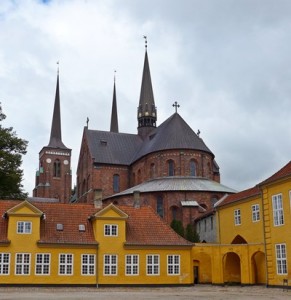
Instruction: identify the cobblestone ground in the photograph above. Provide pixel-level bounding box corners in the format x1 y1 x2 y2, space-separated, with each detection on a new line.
0 285 290 300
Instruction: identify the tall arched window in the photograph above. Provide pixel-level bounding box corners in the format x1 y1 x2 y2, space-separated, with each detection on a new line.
157 196 163 218
168 160 174 176
150 163 155 179
53 159 61 177
113 174 120 193
190 160 197 176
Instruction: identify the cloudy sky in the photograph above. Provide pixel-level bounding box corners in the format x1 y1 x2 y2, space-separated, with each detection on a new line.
1 0 291 196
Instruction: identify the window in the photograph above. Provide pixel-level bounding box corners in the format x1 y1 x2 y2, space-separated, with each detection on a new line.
252 204 260 222
168 255 180 275
234 209 241 225
59 254 73 275
15 253 30 275
150 163 155 178
104 224 118 236
53 159 61 177
204 219 207 232
272 194 284 226
0 253 10 275
289 190 291 209
190 160 196 176
210 216 213 230
157 196 164 218
104 255 117 275
125 255 139 275
147 255 159 275
276 244 287 274
17 221 32 234
82 254 95 275
35 254 50 275
168 160 174 176
113 174 120 193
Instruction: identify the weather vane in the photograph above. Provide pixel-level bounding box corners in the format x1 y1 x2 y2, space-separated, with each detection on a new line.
143 35 147 49
114 70 116 83
86 117 89 128
172 101 180 113
56 61 59 75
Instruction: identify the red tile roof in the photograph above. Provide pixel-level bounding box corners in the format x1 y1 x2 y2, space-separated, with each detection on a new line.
0 201 192 247
259 161 291 186
216 186 261 208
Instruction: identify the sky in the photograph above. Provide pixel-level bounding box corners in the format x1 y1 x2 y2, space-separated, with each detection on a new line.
1 0 291 196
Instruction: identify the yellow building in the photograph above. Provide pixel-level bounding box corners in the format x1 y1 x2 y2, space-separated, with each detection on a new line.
0 200 193 286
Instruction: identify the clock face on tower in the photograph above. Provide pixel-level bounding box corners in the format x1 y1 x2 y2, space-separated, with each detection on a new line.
46 158 51 163
64 160 69 165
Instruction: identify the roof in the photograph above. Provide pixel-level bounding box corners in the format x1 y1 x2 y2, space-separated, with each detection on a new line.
106 176 236 199
216 186 261 208
0 200 191 247
259 161 291 186
133 113 214 162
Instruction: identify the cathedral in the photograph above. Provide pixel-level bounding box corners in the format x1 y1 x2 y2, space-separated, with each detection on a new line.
33 44 235 229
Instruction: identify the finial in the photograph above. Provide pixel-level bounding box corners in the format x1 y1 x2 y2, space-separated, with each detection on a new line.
143 35 147 50
197 129 200 137
114 70 116 83
56 61 59 75
86 117 89 128
172 101 180 113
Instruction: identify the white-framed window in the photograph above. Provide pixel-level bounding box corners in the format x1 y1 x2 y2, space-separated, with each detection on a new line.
272 194 284 226
35 254 50 275
252 204 260 222
167 255 180 275
234 209 241 225
81 254 95 275
125 255 139 275
104 224 118 236
0 253 10 275
104 254 117 275
59 254 73 275
276 244 287 275
17 221 32 234
146 255 159 275
15 253 30 275
289 190 291 210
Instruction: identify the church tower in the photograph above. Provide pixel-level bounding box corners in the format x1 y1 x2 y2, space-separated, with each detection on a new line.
33 72 72 203
137 38 157 139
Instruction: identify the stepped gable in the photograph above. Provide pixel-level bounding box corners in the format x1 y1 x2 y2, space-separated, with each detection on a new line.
216 186 261 208
85 129 143 165
133 113 213 162
259 161 291 186
120 205 192 246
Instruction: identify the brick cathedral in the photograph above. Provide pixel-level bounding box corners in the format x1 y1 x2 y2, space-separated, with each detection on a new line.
33 44 235 228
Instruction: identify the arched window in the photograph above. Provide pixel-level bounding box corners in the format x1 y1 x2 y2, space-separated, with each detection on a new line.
150 163 155 179
168 160 174 176
113 174 120 193
157 196 163 218
190 160 197 176
137 169 141 184
53 159 61 177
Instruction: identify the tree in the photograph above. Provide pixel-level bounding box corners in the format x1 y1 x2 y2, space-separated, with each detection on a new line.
170 219 185 238
0 104 28 199
185 224 200 243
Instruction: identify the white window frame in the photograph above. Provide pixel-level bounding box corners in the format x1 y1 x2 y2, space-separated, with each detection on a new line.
104 224 118 236
35 253 50 275
276 244 287 275
234 209 241 225
15 253 30 275
81 254 95 275
272 194 284 226
146 255 160 275
125 254 139 276
104 254 117 276
17 221 32 234
0 253 10 275
167 255 180 275
59 254 73 275
252 204 260 222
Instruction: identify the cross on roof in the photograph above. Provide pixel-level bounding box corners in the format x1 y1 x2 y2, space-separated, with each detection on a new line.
172 101 180 113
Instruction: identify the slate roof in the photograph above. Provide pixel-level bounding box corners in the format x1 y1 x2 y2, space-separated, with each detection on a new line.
0 200 191 247
106 176 236 199
259 161 291 186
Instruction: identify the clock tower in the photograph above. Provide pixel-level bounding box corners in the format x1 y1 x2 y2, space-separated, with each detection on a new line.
33 72 72 203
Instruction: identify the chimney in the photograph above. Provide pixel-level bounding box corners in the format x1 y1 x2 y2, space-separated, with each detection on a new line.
94 189 103 209
133 190 140 209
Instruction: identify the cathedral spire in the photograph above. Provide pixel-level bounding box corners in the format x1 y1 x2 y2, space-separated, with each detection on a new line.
47 69 67 149
137 36 157 138
110 71 119 133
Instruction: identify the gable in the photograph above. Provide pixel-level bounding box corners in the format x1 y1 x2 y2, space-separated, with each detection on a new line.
6 200 43 217
94 203 128 220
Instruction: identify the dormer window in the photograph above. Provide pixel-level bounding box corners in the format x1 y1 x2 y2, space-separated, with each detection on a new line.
104 224 118 236
17 221 32 234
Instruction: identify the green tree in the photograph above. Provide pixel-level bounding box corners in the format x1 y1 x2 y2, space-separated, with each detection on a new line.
170 219 185 237
0 104 28 199
185 224 200 243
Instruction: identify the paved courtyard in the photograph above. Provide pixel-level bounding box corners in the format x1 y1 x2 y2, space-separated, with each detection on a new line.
0 285 290 300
